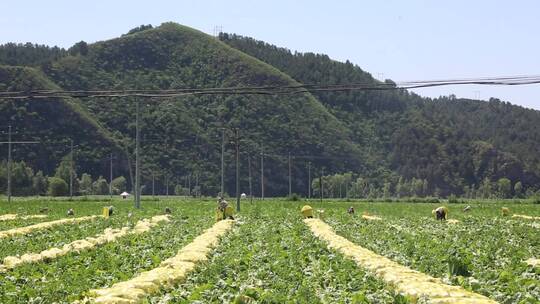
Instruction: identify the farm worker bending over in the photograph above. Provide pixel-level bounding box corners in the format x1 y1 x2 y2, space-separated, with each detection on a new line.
432 206 448 221
216 197 234 221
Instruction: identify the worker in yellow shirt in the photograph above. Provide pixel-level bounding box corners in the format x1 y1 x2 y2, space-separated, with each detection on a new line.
216 197 234 221
432 206 448 221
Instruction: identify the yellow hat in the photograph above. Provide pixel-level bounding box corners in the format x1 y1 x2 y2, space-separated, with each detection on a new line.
301 205 313 218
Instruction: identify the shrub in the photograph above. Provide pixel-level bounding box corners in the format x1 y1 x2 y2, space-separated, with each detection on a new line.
48 177 68 196
448 194 459 204
174 185 189 196
111 176 127 194
425 197 440 204
287 193 301 201
93 176 109 195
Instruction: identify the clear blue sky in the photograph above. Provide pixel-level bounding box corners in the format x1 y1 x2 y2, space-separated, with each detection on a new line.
2 0 539 109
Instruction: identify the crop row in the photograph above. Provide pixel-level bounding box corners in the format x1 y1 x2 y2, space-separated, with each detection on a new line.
326 209 540 303
82 219 235 303
0 201 215 303
305 218 496 303
0 200 538 303
146 207 407 303
0 215 170 271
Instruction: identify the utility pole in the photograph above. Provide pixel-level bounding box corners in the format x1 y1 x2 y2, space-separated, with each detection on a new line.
188 173 191 196
308 161 311 199
220 128 225 197
109 153 113 198
260 145 264 200
135 99 141 209
165 174 169 196
235 128 240 212
7 126 11 204
70 139 74 199
319 168 324 203
152 172 155 198
195 172 199 197
288 152 292 197
248 154 253 203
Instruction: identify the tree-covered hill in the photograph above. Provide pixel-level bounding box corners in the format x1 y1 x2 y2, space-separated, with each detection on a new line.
0 65 124 180
1 23 540 198
1 23 363 196
220 33 540 195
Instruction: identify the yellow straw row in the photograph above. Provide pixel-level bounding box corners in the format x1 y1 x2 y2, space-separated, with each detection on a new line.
0 214 48 221
512 214 540 220
361 214 382 221
79 219 235 304
0 215 99 239
304 218 497 304
0 215 170 272
526 258 539 268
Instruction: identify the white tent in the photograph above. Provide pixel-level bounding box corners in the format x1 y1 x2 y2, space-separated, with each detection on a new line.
120 192 130 199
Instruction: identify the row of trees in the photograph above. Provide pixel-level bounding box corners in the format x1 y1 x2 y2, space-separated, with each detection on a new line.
0 159 128 197
311 173 533 199
0 159 535 199
0 158 207 197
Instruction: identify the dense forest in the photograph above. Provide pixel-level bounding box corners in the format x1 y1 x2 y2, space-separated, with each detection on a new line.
0 23 539 199
220 33 540 197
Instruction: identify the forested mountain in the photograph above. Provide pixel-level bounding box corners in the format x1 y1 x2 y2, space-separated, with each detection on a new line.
0 23 539 198
0 65 123 172
220 33 540 196
0 23 361 197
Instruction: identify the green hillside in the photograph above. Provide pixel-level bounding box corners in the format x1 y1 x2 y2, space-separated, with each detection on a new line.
3 23 363 196
1 23 540 198
0 65 124 182
220 33 540 196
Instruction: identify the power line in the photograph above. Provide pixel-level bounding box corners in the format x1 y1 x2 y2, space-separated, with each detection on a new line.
1 75 540 100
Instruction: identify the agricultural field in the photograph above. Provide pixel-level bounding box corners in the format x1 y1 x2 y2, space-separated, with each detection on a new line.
0 197 538 303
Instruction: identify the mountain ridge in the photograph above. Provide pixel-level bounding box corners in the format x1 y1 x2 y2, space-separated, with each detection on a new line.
0 22 539 197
